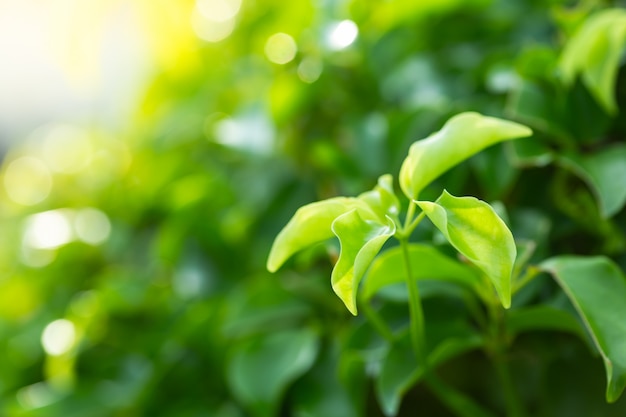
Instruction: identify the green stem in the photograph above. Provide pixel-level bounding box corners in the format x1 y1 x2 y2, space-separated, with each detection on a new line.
400 237 425 362
486 303 525 417
512 265 540 294
493 351 524 417
405 200 417 227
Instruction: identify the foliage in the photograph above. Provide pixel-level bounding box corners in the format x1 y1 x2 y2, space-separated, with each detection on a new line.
1 1 626 416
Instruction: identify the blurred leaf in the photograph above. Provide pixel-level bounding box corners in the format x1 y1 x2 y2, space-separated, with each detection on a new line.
559 9 626 114
416 191 516 308
227 328 319 417
540 256 626 403
292 344 363 417
331 210 395 315
376 333 416 417
557 145 626 218
505 305 585 339
470 145 518 200
376 320 483 416
361 243 482 301
506 80 570 142
399 112 532 199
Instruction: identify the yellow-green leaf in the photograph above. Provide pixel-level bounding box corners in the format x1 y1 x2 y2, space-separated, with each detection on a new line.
416 191 516 308
559 9 626 114
399 112 532 199
358 174 401 221
331 210 395 315
267 197 374 272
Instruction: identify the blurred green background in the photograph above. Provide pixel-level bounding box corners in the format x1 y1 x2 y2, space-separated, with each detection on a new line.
1 0 626 416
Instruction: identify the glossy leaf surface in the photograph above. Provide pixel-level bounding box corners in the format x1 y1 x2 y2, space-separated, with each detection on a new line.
361 243 482 301
399 112 532 199
331 210 395 315
227 328 319 417
267 197 374 272
557 144 626 218
416 191 516 308
540 256 626 402
559 9 626 114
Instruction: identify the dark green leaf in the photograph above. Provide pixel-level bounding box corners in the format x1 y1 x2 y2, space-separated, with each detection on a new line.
227 328 319 417
540 256 626 402
557 145 626 218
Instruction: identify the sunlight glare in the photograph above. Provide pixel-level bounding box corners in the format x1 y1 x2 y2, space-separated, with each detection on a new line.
23 210 73 250
3 157 52 206
196 0 241 22
191 7 236 42
265 33 297 65
326 20 358 50
298 57 323 83
74 208 111 245
38 124 92 174
41 319 76 356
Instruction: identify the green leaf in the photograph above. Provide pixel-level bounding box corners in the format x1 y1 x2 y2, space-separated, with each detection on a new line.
377 323 483 416
505 305 585 340
358 174 401 220
227 328 319 417
506 80 570 143
361 243 482 301
331 210 396 315
267 197 374 272
292 343 363 417
376 333 417 416
540 256 626 403
557 144 626 218
399 112 532 199
416 191 516 308
559 9 626 114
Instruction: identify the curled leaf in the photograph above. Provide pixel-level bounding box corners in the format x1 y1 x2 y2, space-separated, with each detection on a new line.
358 174 401 220
559 9 626 114
416 191 516 308
399 112 532 199
331 210 396 315
557 144 626 218
540 256 626 403
267 197 374 272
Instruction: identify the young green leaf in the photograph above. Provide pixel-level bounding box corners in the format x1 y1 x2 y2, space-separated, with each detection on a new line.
227 328 319 417
416 191 516 308
559 9 626 114
557 144 626 218
540 256 626 403
331 209 396 315
267 197 375 272
399 112 532 199
361 243 483 302
358 174 401 220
